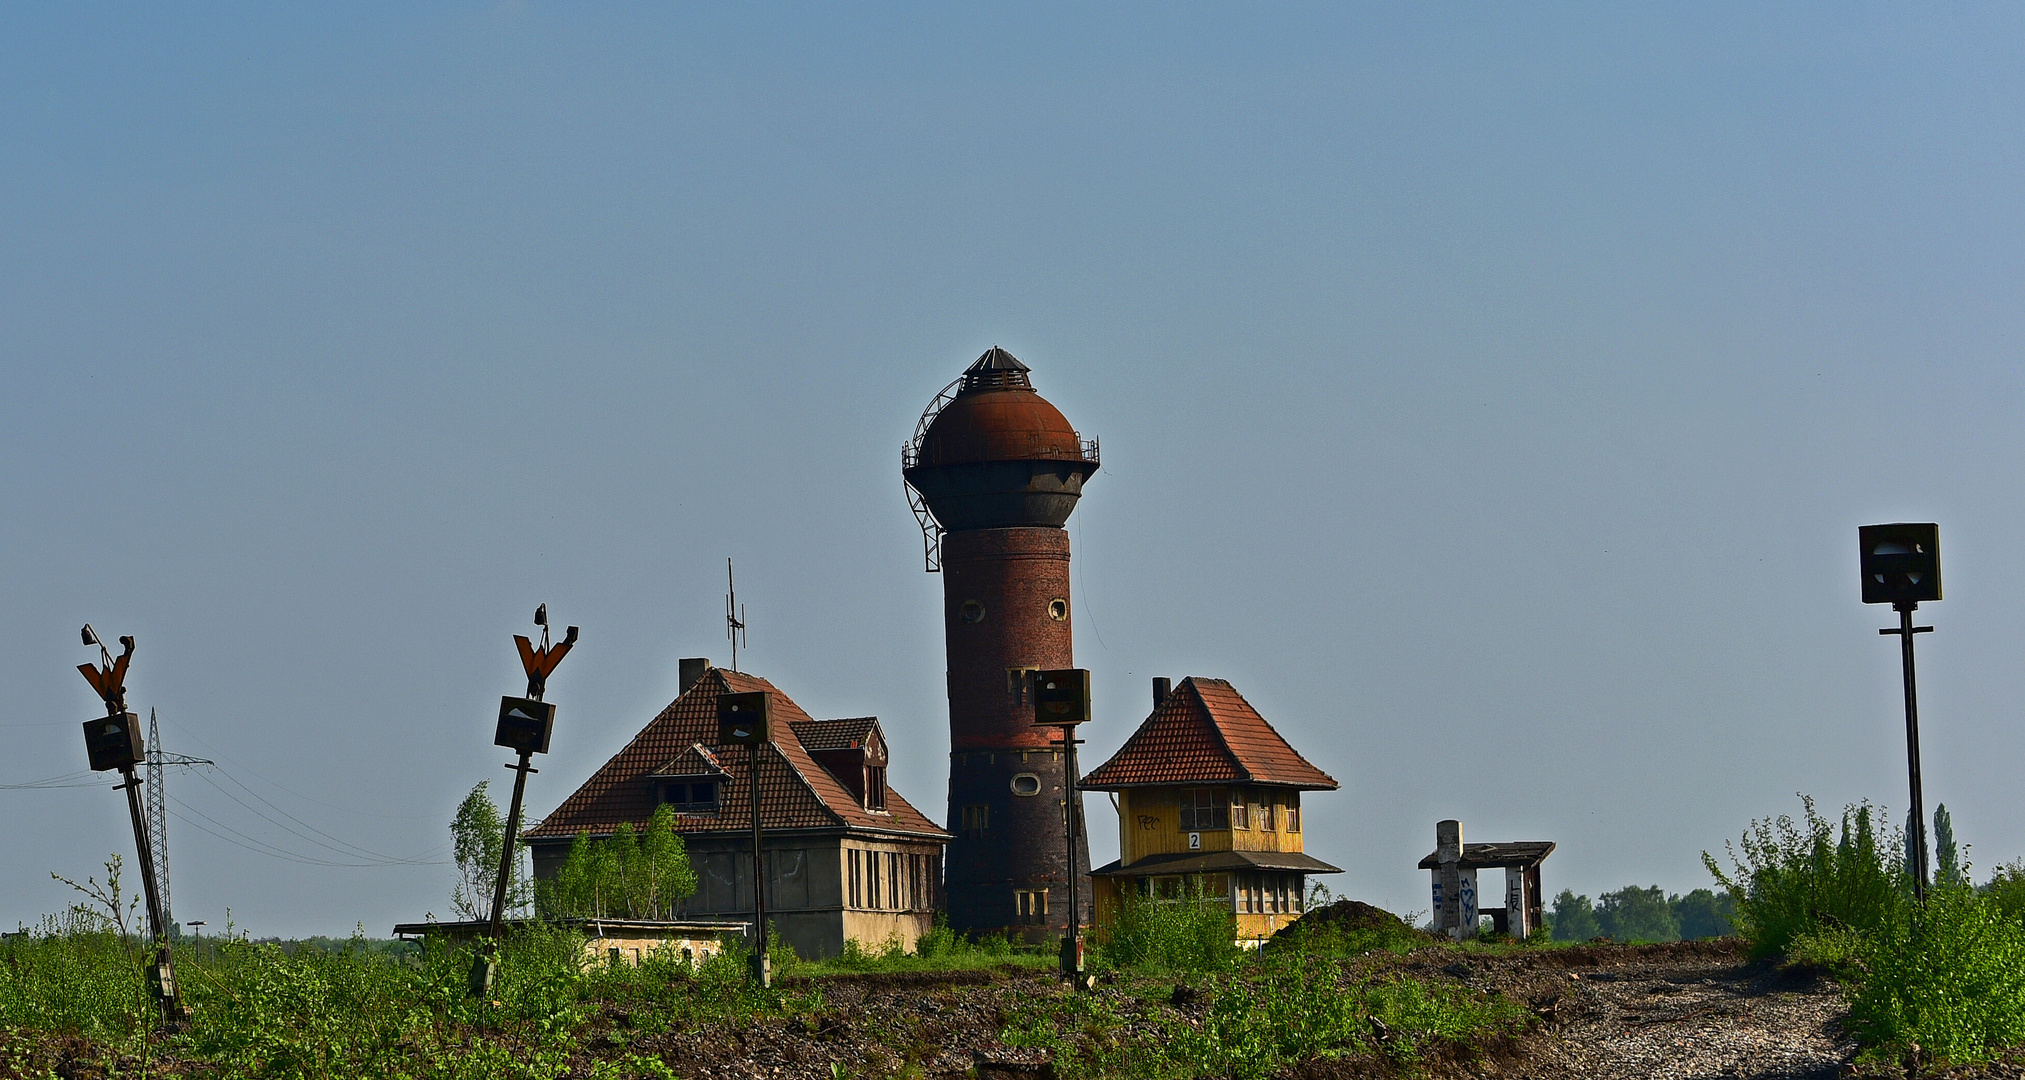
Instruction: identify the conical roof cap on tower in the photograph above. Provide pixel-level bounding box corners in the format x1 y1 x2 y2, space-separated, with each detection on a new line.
958 346 1032 392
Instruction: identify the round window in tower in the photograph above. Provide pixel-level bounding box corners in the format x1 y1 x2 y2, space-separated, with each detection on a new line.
1010 773 1042 797
1048 597 1069 621
960 600 986 623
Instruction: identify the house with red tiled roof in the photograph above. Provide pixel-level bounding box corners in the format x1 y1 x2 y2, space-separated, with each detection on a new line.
1080 676 1341 940
525 662 951 960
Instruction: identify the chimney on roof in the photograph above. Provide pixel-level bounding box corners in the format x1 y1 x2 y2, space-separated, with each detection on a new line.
679 658 713 694
1152 677 1171 707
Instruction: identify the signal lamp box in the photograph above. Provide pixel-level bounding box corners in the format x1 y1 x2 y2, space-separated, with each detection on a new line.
1033 668 1092 726
717 691 770 745
496 696 557 755
83 712 143 772
1860 523 1942 606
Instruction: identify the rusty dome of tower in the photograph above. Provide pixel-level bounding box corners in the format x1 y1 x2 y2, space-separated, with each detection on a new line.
916 348 1088 467
903 347 1099 534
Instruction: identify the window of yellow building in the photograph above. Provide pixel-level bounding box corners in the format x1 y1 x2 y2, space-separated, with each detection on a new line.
1179 787 1230 830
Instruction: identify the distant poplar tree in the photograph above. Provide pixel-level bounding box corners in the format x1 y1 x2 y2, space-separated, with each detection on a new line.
1935 803 1964 888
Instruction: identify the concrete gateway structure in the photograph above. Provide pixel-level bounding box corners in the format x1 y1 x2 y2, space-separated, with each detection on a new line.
1081 677 1342 941
525 663 951 961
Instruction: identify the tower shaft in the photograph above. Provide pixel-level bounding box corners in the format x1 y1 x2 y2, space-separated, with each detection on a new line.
940 527 1090 936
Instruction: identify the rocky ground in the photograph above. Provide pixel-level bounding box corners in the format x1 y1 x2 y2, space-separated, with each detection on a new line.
615 939 1859 1080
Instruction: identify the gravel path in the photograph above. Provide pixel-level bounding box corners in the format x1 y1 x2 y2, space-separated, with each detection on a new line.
1518 957 1853 1079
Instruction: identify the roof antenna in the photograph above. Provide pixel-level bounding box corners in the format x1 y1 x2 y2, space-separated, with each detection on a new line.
726 558 747 673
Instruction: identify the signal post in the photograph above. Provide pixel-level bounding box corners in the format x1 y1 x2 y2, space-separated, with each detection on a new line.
76 626 183 1025
473 606 577 995
1033 668 1092 985
717 690 772 987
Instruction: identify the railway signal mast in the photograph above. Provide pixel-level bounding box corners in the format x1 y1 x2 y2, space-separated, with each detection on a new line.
76 625 184 1025
1860 523 1943 904
472 605 577 995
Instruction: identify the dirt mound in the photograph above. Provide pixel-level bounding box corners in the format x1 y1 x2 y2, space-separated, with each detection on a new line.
1279 899 1428 938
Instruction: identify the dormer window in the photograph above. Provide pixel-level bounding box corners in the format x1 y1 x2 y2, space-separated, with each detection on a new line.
659 777 720 814
865 766 887 811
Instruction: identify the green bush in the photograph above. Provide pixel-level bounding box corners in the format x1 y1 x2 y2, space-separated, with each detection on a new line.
1097 877 1243 974
1704 796 1906 959
1983 860 2025 925
1846 887 2025 1066
1167 961 1526 1079
1264 904 1427 959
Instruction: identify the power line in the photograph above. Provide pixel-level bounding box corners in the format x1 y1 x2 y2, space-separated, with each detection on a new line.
0 770 102 790
158 715 436 821
166 801 449 868
187 769 443 866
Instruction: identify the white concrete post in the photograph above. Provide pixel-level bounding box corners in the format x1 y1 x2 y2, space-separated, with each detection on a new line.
1436 820 1464 940
1505 865 1530 939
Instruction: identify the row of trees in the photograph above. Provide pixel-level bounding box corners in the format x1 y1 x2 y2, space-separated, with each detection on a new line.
448 783 697 923
540 805 697 920
1547 885 1736 942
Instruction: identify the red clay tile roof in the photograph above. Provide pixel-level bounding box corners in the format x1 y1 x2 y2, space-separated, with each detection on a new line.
1079 677 1338 791
649 743 726 778
527 669 949 842
789 717 879 752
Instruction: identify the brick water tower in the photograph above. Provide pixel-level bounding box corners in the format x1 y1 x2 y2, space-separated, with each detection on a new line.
903 347 1099 937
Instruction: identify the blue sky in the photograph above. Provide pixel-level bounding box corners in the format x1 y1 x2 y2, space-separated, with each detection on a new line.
4 4 2023 936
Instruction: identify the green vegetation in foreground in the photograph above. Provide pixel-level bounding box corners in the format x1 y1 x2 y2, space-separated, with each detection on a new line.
0 882 1529 1079
1708 796 2025 1069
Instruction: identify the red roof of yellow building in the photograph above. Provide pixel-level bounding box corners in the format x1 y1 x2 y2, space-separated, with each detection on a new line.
1079 677 1338 791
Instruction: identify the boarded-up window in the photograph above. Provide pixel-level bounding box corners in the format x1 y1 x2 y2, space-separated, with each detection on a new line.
700 852 739 912
962 804 989 838
1015 889 1048 925
770 849 809 910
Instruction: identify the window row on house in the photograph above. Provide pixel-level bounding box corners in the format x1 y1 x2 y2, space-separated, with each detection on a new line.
846 847 934 911
1175 786 1302 833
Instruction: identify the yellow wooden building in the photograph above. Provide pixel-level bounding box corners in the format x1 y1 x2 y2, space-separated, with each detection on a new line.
1081 677 1340 941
